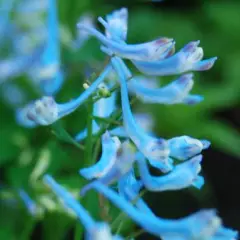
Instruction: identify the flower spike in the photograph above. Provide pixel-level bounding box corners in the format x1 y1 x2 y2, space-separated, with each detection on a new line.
79 131 121 180
111 56 172 173
132 41 217 76
16 64 112 127
137 153 204 191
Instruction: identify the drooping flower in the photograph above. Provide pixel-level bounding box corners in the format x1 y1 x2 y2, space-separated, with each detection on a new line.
137 153 204 191
80 140 136 196
16 64 112 127
111 56 172 173
79 131 121 180
43 175 123 240
132 41 217 76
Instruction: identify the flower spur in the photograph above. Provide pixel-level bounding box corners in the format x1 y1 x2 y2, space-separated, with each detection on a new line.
111 56 172 173
79 131 121 180
137 153 204 191
43 175 124 240
16 64 112 127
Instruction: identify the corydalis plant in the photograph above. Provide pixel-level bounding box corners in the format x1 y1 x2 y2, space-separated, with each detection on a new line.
9 5 238 240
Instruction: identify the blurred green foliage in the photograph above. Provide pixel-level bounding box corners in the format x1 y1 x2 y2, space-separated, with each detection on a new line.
0 0 240 239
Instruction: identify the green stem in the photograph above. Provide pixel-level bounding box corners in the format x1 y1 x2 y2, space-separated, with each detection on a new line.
93 116 122 126
126 229 145 239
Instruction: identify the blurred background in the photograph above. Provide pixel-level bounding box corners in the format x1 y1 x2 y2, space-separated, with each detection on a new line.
0 0 239 239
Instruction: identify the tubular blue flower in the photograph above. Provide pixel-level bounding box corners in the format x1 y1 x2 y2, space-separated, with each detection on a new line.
118 169 155 216
128 73 203 105
80 140 136 196
16 64 112 127
43 175 123 240
18 189 39 216
79 131 121 180
38 0 63 95
168 136 211 160
131 41 217 76
77 22 174 61
75 83 117 142
91 182 224 240
111 57 172 173
137 153 204 191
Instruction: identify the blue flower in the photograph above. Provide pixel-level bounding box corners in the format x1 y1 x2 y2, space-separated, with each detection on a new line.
80 131 121 180
132 41 217 76
128 73 203 105
111 56 172 173
77 21 174 61
80 140 136 196
168 136 211 160
16 64 112 127
43 175 123 240
91 181 226 240
137 153 204 191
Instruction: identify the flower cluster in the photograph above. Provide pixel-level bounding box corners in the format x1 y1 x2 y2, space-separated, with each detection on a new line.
1 2 238 240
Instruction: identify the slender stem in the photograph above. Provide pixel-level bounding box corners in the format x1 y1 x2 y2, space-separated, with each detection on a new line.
126 229 145 239
93 116 122 126
20 217 37 240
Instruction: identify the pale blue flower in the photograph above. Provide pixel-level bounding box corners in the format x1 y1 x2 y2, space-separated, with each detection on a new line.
79 131 121 180
137 153 204 191
91 181 226 240
80 140 135 196
111 56 172 173
77 22 174 61
132 41 217 76
128 73 203 105
16 64 112 127
43 175 123 240
168 136 211 160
